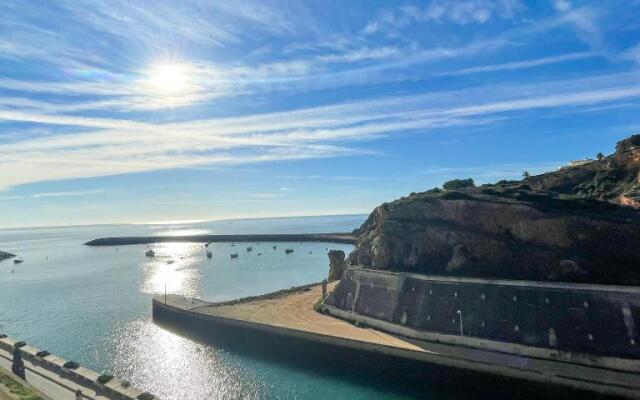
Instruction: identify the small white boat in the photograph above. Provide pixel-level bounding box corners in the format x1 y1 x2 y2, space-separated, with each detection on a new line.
285 249 294 254
145 250 155 257
246 246 253 252
230 253 239 259
13 259 23 264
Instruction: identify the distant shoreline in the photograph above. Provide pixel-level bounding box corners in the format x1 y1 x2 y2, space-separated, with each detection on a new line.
84 232 357 246
0 213 367 231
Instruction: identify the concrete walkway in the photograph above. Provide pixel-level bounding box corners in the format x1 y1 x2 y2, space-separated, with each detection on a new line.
157 284 640 399
0 348 106 400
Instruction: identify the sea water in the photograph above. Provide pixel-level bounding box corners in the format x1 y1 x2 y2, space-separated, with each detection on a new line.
0 215 472 400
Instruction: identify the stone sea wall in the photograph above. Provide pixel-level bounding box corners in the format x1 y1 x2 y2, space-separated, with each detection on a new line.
323 268 640 359
0 335 157 400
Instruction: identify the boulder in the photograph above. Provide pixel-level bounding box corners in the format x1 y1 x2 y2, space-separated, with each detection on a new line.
327 250 347 281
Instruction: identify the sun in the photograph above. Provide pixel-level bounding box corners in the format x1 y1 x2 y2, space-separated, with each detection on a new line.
147 64 190 94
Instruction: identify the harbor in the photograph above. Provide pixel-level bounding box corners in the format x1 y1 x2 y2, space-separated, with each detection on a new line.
152 281 640 400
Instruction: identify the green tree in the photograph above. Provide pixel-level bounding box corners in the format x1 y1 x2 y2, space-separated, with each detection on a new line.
443 178 475 191
597 152 604 161
522 171 530 179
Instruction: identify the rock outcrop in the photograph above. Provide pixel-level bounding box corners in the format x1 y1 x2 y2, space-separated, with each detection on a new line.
0 251 16 262
347 134 640 285
512 135 640 206
327 250 347 281
349 190 640 285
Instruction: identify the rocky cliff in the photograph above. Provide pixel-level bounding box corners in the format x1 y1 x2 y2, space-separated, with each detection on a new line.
348 135 640 285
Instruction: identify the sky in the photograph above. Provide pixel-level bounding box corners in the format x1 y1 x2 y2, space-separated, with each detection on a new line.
1 0 640 228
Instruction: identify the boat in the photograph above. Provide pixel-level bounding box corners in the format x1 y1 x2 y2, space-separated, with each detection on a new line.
145 249 155 257
285 249 294 254
230 253 239 259
206 251 212 259
273 245 277 250
205 243 209 248
13 259 23 264
167 259 174 264
246 246 253 252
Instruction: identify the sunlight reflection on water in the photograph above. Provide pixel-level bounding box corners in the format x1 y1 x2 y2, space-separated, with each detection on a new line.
106 319 267 400
140 242 202 297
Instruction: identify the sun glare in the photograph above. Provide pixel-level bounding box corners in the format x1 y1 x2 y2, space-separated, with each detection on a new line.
147 64 190 94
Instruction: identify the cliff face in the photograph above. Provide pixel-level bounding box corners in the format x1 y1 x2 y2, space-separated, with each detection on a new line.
349 191 640 285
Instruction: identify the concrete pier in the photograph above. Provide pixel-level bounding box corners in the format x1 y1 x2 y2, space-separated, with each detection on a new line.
152 285 640 400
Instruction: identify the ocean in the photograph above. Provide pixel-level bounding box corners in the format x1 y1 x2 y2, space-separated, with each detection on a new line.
0 215 470 400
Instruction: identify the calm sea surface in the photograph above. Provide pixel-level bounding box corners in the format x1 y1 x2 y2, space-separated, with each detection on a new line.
0 215 473 400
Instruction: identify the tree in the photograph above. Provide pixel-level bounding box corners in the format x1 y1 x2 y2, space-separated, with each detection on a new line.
443 178 475 191
597 152 604 161
522 171 530 179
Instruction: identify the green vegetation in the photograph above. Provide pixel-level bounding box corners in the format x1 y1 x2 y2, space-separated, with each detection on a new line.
137 392 155 400
442 178 475 191
0 368 45 400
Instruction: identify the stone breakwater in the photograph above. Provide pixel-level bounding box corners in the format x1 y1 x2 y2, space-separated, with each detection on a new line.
0 252 15 262
85 233 356 246
0 335 158 400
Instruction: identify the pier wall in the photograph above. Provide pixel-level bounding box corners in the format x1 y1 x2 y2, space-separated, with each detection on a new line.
323 268 640 359
0 335 156 400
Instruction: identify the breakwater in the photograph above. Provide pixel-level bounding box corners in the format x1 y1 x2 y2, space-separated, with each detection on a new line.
85 232 356 246
322 267 640 361
0 335 158 400
0 252 15 262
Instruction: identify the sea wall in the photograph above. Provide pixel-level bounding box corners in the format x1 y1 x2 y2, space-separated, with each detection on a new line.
323 268 640 359
152 298 604 400
0 335 157 400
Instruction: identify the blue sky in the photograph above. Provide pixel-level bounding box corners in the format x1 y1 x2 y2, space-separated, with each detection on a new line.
1 0 640 228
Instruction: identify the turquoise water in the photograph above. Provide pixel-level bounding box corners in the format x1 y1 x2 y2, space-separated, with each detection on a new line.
0 215 469 400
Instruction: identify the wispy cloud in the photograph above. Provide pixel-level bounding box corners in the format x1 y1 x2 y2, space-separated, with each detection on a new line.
436 52 597 76
1 71 640 191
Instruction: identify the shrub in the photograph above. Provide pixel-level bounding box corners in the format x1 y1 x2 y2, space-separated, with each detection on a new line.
425 187 442 193
63 361 79 370
36 350 50 358
137 392 155 400
14 341 26 348
0 333 6 339
97 374 114 384
443 178 475 191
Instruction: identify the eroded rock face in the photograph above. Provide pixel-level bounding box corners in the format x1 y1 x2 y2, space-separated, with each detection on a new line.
349 192 640 285
328 249 347 281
